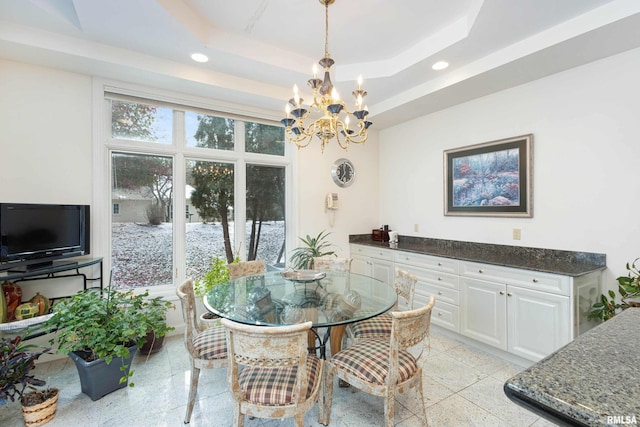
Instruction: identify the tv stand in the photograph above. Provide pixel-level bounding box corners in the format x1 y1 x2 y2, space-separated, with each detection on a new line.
7 260 81 273
0 257 103 339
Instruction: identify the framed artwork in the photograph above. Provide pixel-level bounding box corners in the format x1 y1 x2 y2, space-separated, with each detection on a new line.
444 134 533 217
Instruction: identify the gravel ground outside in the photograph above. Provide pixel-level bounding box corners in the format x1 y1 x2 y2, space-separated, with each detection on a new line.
111 221 285 288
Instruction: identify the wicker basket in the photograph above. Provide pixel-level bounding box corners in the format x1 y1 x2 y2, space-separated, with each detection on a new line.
21 388 59 427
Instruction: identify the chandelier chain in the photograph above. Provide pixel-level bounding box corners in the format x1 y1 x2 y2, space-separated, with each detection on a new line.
324 1 329 58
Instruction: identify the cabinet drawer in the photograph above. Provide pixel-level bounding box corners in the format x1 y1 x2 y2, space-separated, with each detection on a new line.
398 264 459 290
394 252 458 274
420 282 460 305
350 244 394 261
459 261 570 296
431 300 459 332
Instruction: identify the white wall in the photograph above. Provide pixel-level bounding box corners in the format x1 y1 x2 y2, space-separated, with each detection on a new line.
379 47 640 290
295 132 380 258
0 59 93 204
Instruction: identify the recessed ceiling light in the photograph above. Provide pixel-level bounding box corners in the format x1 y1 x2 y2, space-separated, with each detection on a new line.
432 61 449 71
191 53 209 63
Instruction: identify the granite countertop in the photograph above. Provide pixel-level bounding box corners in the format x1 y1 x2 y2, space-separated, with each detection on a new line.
504 307 640 426
349 235 606 277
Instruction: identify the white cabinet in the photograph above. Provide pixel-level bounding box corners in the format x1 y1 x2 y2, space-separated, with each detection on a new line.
350 245 395 286
460 260 585 361
394 252 460 332
350 244 602 362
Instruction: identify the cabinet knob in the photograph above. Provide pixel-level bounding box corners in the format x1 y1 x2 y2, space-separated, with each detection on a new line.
437 277 442 281
438 291 443 295
532 278 539 283
478 269 484 273
499 291 505 295
507 292 513 297
437 312 442 316
437 262 442 266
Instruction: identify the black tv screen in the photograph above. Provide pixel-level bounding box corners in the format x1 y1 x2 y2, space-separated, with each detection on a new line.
0 203 90 270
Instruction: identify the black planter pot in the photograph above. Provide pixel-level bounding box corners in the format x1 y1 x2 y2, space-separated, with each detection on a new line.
69 344 137 401
138 330 165 355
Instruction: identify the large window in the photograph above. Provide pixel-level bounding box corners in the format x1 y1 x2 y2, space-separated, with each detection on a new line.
104 94 288 290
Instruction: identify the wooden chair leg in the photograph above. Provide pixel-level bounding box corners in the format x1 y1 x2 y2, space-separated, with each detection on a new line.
185 364 200 423
384 389 395 427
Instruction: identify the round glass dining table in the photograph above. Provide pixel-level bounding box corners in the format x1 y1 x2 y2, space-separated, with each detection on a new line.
202 270 397 358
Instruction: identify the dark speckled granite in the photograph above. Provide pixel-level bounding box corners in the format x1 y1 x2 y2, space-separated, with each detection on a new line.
349 234 606 277
504 307 640 426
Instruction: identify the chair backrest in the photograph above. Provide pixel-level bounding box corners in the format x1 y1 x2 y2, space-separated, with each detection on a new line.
389 296 435 371
222 319 313 404
312 256 352 272
176 279 200 357
228 259 266 280
394 268 417 310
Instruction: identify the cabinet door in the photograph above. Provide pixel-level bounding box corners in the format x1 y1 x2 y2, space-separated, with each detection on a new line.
371 258 394 287
460 278 507 350
507 286 570 361
351 255 371 276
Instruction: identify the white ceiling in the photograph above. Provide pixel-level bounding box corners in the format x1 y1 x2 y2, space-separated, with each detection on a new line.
1 0 640 128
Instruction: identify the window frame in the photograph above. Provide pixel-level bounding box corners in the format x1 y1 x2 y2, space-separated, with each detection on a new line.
92 79 296 297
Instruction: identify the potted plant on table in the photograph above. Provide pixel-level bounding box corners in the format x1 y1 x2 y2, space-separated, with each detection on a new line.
289 230 336 270
1 336 59 426
44 286 172 400
195 255 238 328
589 257 640 321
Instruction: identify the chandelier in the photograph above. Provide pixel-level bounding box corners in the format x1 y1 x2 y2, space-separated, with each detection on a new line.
280 0 372 152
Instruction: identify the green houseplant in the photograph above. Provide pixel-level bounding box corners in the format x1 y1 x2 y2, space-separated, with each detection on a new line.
137 295 175 355
1 336 59 426
195 255 239 327
589 257 640 321
289 230 336 270
45 286 173 400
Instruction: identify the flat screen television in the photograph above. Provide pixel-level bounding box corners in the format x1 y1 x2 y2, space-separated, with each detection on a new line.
0 203 90 272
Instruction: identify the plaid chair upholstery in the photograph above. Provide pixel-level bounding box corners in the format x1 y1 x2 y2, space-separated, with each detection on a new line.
193 326 227 360
325 297 435 427
348 313 392 340
347 268 417 343
330 339 417 385
176 279 228 424
222 319 329 427
239 356 322 405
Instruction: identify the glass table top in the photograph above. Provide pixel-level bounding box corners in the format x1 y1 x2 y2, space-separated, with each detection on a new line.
203 270 397 328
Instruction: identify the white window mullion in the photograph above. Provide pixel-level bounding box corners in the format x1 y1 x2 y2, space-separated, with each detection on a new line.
235 121 246 259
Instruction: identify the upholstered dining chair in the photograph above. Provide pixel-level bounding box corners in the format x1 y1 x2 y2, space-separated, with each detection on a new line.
221 318 329 427
228 259 265 280
325 296 435 427
347 268 417 343
176 279 228 424
312 256 353 272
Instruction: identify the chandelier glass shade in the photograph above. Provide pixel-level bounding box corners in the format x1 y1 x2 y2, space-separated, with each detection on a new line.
280 0 372 152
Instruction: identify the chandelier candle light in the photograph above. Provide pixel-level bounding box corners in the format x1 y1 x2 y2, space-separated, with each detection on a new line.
280 0 372 152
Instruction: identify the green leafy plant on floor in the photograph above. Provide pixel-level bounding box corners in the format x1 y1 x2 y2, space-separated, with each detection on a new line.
45 286 174 385
588 257 640 321
289 230 336 270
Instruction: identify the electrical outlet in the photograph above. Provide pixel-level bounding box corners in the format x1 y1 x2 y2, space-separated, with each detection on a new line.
513 228 521 240
414 224 419 232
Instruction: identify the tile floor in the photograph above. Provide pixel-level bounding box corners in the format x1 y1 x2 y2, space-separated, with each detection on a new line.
1 327 559 426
